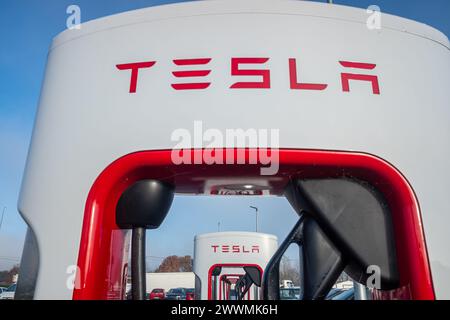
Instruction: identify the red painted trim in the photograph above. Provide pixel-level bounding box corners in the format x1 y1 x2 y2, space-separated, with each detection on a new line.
73 149 434 300
173 58 211 66
172 70 211 78
116 61 156 93
171 83 211 90
339 61 376 69
341 73 380 94
289 58 328 90
230 58 270 89
207 264 263 300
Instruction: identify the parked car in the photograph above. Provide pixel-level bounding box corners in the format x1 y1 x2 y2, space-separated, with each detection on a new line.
185 288 195 300
165 288 187 300
149 288 165 300
0 284 16 300
280 287 301 300
326 288 344 299
330 288 354 300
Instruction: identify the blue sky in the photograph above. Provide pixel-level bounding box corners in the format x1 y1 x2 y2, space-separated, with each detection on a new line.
0 0 449 271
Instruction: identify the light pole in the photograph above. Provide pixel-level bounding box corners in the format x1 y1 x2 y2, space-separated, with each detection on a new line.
249 206 258 232
0 207 6 232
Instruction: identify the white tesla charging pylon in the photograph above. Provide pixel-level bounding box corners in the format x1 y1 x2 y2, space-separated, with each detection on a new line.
193 232 278 300
16 0 450 299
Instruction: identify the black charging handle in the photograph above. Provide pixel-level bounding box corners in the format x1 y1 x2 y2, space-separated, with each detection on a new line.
116 180 174 300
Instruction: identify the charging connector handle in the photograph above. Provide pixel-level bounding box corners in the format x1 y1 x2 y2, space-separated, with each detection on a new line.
116 180 174 300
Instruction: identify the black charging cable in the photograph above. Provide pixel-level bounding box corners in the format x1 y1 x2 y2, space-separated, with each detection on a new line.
116 180 174 300
131 227 146 300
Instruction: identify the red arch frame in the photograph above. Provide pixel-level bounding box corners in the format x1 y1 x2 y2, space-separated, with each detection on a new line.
209 264 263 300
219 274 244 300
72 149 434 300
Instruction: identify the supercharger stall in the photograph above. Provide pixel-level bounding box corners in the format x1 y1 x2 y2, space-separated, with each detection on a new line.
15 0 450 299
193 232 278 300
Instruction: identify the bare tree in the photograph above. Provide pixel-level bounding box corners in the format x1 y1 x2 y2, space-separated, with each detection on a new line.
0 265 20 286
155 255 192 272
279 256 300 286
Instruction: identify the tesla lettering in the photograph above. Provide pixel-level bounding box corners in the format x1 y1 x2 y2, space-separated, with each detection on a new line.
211 245 260 253
116 57 380 94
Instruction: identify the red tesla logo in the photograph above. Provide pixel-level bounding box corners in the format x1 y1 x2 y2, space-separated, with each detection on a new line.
116 57 380 94
171 58 212 90
211 245 260 254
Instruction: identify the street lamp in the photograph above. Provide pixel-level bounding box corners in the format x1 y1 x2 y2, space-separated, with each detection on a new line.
0 207 6 232
249 206 258 232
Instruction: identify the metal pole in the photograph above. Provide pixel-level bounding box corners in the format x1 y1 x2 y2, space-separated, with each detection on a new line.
0 207 6 232
249 206 258 232
353 281 368 300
